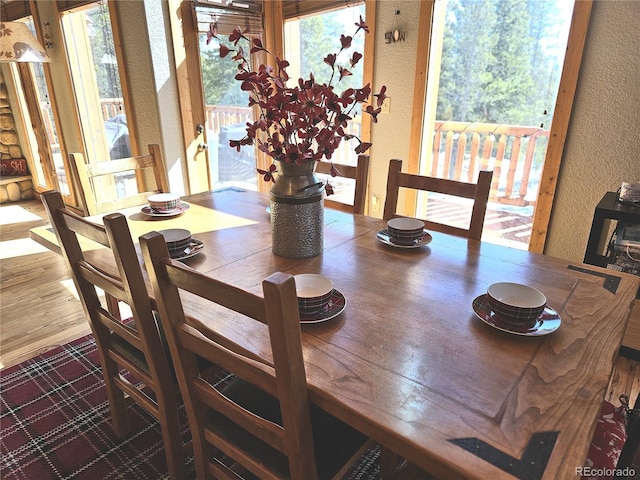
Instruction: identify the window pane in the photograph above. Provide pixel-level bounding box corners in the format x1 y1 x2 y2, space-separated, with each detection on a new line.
61 1 133 202
284 4 366 206
200 30 258 191
419 0 575 250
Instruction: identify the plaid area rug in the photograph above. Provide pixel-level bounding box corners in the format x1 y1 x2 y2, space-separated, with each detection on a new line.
3 336 638 479
0 335 383 480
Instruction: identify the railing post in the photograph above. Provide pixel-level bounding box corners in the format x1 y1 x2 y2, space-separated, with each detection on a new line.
454 133 466 181
520 136 538 200
469 132 480 181
505 136 521 200
432 129 442 177
492 134 507 200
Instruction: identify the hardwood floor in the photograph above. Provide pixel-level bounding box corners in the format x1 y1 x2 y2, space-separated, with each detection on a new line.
0 199 89 369
0 198 638 409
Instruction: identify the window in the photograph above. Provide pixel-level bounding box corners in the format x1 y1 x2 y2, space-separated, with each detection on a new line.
4 13 79 207
409 0 589 251
284 2 368 206
60 0 135 203
195 3 262 191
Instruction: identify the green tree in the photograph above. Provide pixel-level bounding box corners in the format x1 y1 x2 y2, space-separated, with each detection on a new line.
298 8 365 95
526 0 564 129
482 0 535 124
436 0 566 127
89 4 121 101
437 0 497 121
200 35 249 106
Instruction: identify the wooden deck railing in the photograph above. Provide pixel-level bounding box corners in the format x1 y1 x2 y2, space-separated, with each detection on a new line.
205 105 252 133
430 121 550 206
48 100 548 207
204 105 361 167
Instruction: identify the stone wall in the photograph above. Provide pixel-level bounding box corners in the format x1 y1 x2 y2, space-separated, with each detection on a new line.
0 70 34 204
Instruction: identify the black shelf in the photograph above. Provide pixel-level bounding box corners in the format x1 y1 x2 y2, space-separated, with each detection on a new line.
584 191 640 267
584 192 640 360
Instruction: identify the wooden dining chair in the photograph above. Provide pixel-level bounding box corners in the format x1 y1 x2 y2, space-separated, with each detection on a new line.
40 190 187 480
383 159 493 241
69 144 169 216
316 154 370 214
140 231 372 480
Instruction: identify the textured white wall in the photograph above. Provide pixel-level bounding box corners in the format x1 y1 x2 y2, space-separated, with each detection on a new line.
117 0 187 194
369 1 421 216
544 0 640 261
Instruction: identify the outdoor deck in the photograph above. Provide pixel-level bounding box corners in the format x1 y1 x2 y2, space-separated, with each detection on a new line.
426 195 533 250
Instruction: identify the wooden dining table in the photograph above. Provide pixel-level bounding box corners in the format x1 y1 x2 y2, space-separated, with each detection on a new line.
31 188 639 480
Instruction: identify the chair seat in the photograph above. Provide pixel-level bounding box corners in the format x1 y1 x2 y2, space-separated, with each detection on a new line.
109 315 167 377
207 378 369 479
110 332 151 375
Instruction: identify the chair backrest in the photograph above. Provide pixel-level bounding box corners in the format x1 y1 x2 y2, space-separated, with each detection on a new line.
70 144 169 216
383 158 493 241
316 154 370 214
140 232 328 479
39 190 182 473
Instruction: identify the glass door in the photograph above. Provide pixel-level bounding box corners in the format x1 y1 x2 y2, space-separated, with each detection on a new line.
418 0 576 250
60 1 135 206
195 4 262 192
283 3 366 206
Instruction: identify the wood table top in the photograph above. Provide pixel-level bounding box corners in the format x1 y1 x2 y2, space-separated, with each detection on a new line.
32 188 640 479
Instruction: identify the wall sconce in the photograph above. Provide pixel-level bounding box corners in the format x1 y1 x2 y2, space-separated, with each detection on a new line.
385 9 406 44
43 22 53 49
0 22 51 63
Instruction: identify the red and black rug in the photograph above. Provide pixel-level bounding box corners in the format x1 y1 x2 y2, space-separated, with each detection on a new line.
0 335 383 479
2 335 638 479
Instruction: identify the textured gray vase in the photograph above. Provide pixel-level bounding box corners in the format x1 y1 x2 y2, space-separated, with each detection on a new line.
270 160 324 259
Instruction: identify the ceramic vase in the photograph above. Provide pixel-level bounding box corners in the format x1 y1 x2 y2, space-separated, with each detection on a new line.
270 160 324 258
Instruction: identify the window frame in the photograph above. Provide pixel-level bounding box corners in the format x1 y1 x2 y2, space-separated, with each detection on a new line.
406 0 592 253
171 0 376 195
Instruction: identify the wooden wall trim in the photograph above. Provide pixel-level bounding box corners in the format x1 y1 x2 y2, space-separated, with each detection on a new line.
529 0 593 253
402 0 434 216
360 0 376 146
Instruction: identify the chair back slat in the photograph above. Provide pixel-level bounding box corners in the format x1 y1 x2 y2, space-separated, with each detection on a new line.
176 324 278 398
40 190 186 479
70 144 169 216
165 262 268 323
383 158 493 241
316 154 370 214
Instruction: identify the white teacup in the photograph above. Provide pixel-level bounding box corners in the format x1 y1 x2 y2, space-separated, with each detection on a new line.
148 193 180 213
294 274 334 314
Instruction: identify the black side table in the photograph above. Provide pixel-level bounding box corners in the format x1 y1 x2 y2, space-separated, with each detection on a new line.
584 191 640 267
584 191 640 359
